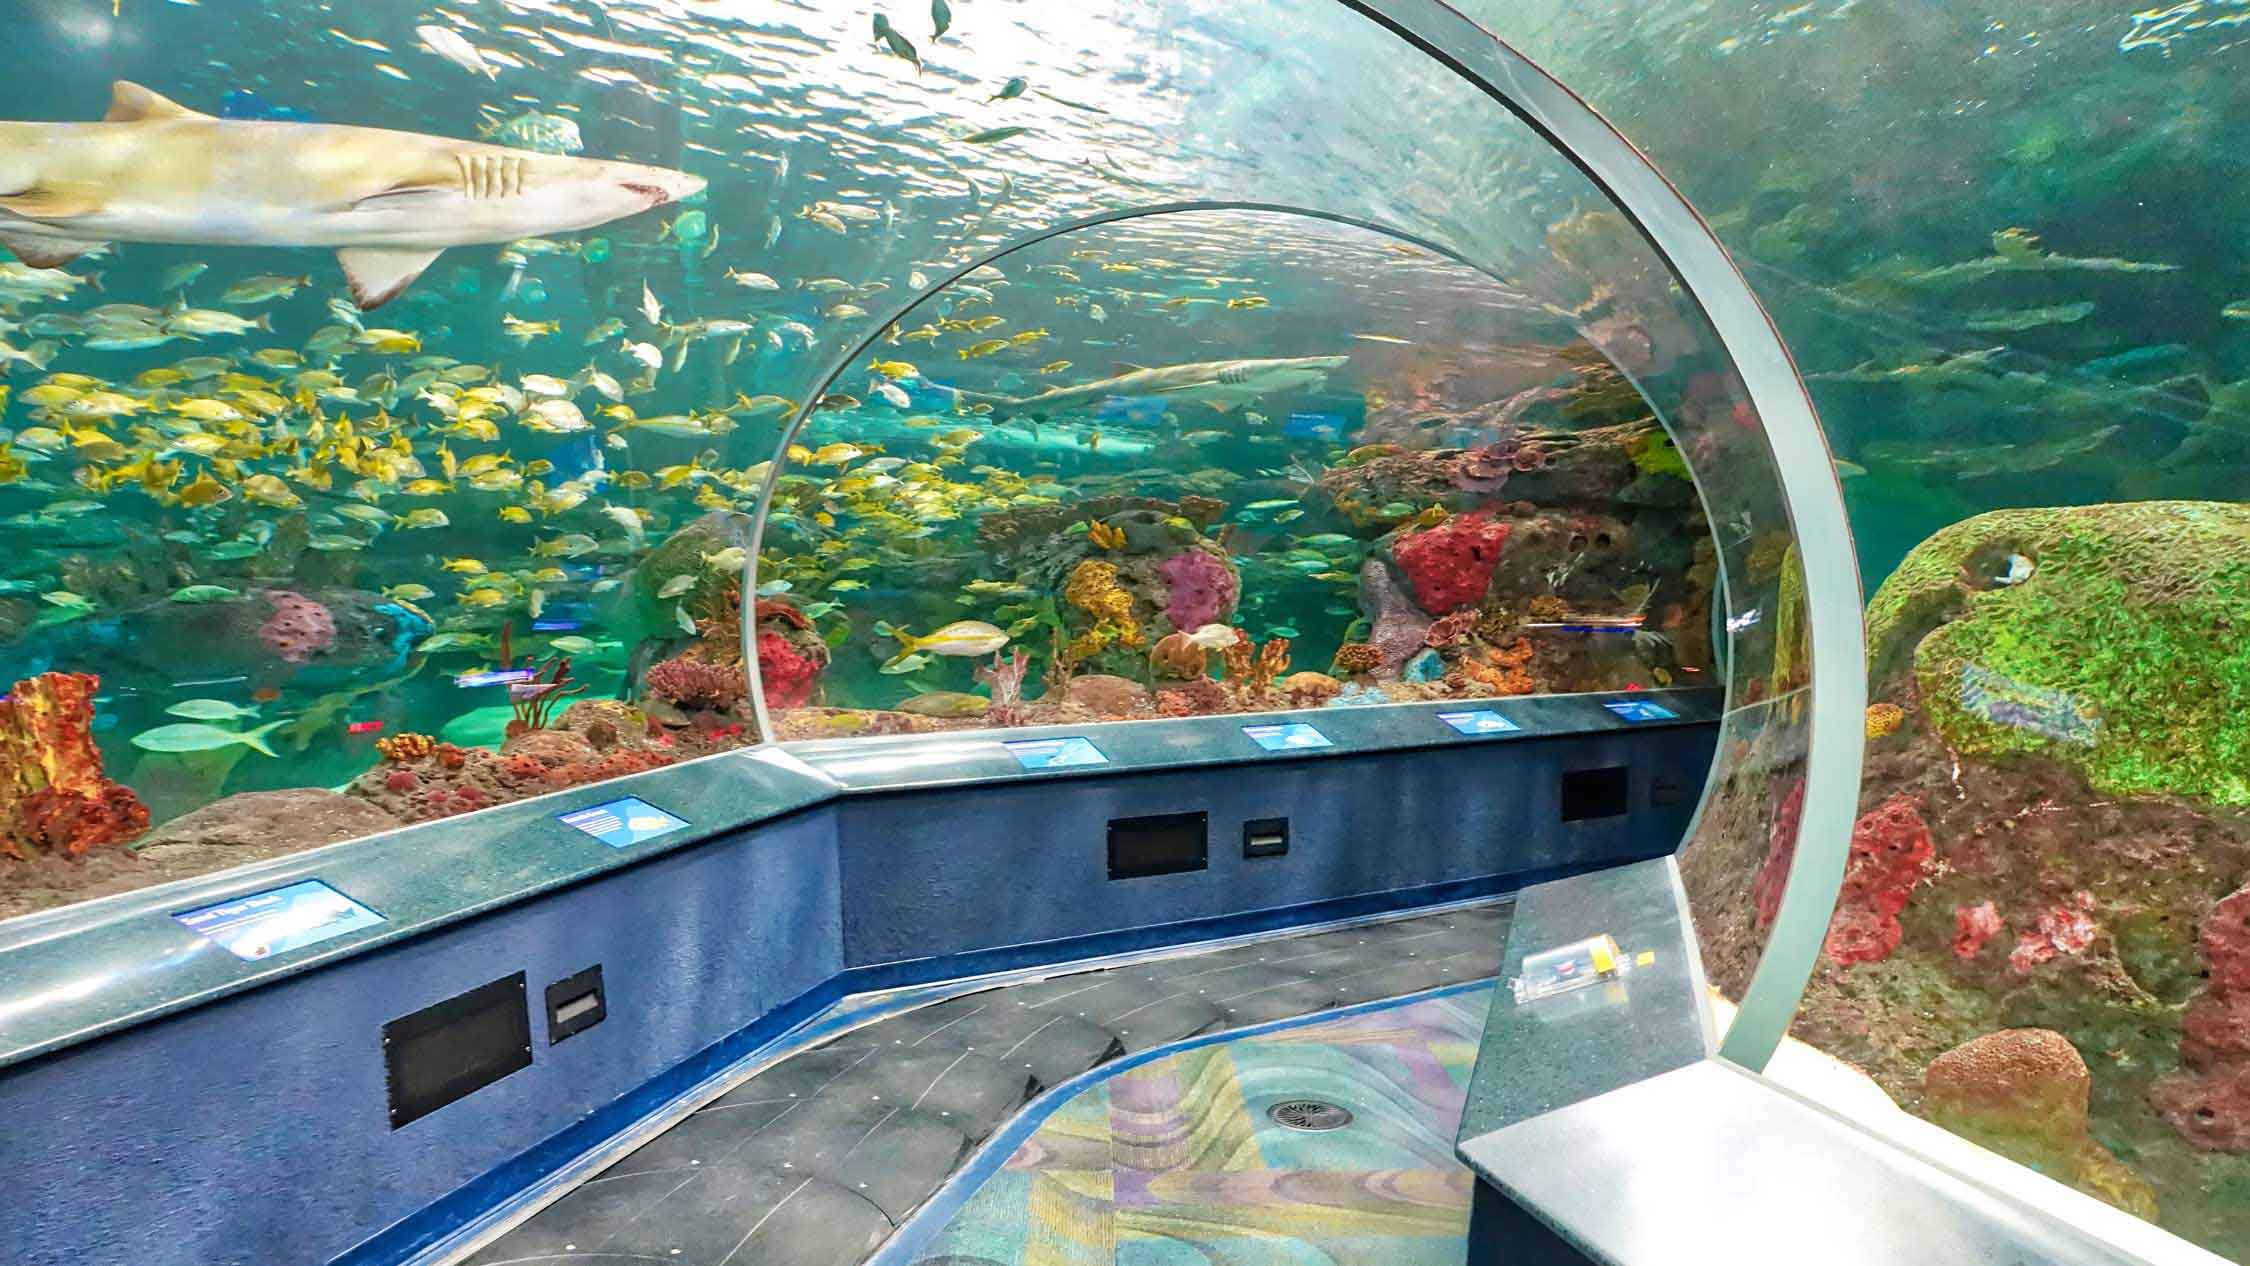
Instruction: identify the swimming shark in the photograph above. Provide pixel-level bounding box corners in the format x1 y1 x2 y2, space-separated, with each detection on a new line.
971 355 1351 418
0 82 705 308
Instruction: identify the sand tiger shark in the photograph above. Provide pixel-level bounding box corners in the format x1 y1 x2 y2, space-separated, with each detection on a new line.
970 355 1350 418
0 81 705 308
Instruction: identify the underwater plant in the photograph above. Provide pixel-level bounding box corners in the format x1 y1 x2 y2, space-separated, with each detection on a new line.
973 648 1034 726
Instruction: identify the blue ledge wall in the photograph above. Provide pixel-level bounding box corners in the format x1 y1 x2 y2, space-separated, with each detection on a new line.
0 725 1712 1266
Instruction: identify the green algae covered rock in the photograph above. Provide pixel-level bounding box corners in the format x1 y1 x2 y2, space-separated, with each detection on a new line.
1868 501 2250 806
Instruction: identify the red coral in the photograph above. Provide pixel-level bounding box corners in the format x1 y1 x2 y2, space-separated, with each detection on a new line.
1393 511 1510 613
496 754 549 783
1954 901 2004 960
2008 892 2099 974
0 672 148 859
258 590 336 664
434 743 468 771
756 632 819 709
646 654 748 712
1822 794 1935 966
1751 777 1806 926
384 769 419 793
2152 887 2250 1149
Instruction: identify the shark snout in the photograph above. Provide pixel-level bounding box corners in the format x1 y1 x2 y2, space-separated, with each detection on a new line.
621 167 705 210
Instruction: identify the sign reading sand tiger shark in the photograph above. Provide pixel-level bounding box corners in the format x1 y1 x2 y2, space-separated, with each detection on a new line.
0 81 705 309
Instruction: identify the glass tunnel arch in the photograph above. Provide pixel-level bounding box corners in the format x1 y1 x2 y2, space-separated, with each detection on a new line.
714 0 1867 1070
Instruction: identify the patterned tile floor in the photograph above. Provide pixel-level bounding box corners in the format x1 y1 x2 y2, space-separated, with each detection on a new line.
462 901 1506 1266
906 989 1492 1266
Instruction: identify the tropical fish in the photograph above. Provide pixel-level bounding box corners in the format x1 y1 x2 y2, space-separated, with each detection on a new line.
415 24 498 79
169 584 240 602
0 82 703 308
131 718 289 757
875 618 1008 669
166 698 261 722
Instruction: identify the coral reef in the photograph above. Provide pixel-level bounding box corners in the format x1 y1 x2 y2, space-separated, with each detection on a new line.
1687 504 2250 1250
0 672 148 860
1062 674 1148 718
753 598 827 709
1156 676 1231 717
1279 672 1342 708
376 732 435 763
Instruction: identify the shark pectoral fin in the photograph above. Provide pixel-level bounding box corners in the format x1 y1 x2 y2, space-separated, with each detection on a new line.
0 230 107 269
1206 399 1240 414
337 247 444 310
105 81 214 123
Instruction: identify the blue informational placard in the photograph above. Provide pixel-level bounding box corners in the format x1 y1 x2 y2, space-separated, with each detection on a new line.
557 795 691 849
1439 708 1522 736
1243 721 1334 752
173 880 385 961
1605 699 1678 722
1001 735 1110 770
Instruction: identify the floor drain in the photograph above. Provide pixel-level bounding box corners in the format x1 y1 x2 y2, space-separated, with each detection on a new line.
1267 1099 1354 1131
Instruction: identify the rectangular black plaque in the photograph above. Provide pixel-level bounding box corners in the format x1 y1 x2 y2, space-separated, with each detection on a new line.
1560 766 1631 822
1243 817 1290 859
1108 811 1208 880
384 972 532 1129
544 964 607 1045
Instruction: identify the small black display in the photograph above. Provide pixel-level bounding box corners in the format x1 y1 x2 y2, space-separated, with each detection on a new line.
1243 817 1290 860
1560 766 1632 822
1108 811 1209 880
544 964 607 1045
383 972 533 1129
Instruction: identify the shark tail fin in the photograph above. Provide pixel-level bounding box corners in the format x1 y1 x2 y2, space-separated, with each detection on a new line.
337 247 444 311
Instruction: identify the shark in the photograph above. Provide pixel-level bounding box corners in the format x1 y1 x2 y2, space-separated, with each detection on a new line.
970 354 1351 418
0 82 706 308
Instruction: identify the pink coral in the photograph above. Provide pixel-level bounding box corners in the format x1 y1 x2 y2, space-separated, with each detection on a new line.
1156 550 1238 631
2008 892 2099 974
1425 610 1478 649
259 590 336 665
757 632 819 709
1954 901 2004 960
1822 794 1935 967
1393 510 1510 613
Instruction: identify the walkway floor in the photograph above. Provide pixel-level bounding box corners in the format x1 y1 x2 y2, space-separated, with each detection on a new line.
462 901 1507 1266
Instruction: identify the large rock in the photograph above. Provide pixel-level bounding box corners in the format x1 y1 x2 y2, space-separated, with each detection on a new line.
1923 1028 2157 1218
140 789 402 855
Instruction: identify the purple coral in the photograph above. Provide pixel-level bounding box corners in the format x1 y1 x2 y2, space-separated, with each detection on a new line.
1360 558 1431 677
1156 550 1237 631
259 590 336 664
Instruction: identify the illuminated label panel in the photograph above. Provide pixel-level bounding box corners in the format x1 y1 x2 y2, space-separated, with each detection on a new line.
173 880 385 961
1002 736 1109 770
1438 709 1521 736
558 796 691 849
1242 722 1333 752
1604 700 1678 723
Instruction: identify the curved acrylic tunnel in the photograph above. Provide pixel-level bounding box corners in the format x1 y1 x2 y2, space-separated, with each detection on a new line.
733 0 1864 1062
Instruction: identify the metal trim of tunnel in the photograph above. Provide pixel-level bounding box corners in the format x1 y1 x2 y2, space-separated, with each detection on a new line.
739 0 1867 1071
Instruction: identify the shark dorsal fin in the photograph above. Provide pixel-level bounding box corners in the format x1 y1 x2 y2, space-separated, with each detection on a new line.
1112 362 1149 375
106 82 212 124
